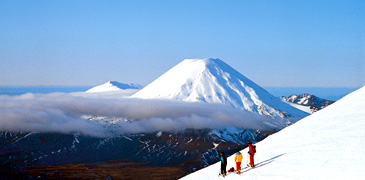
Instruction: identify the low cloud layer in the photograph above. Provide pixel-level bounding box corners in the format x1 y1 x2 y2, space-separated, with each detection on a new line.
0 93 282 137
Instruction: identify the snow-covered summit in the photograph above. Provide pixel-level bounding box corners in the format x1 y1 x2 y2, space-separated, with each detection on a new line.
86 81 142 93
181 86 365 180
132 58 308 119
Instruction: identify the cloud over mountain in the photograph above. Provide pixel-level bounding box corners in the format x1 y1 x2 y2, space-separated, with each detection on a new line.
0 93 278 137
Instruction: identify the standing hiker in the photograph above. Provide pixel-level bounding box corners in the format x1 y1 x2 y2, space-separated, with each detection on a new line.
248 142 256 167
220 152 227 176
234 149 243 173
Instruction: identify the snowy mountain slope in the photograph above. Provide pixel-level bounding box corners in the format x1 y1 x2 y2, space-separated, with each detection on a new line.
181 86 365 180
86 81 142 93
281 94 335 113
132 58 308 119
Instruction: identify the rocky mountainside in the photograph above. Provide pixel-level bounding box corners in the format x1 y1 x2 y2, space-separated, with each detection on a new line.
281 94 335 113
0 128 271 173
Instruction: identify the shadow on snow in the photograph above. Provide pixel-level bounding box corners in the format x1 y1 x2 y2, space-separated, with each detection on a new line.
242 153 286 173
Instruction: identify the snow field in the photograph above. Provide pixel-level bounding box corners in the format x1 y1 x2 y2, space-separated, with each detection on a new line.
181 86 365 180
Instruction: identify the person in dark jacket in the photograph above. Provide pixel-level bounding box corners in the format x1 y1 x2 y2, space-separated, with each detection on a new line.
220 152 227 176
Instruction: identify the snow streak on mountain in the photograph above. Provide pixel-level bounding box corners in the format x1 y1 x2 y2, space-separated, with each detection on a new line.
133 58 308 119
181 86 365 180
86 81 142 93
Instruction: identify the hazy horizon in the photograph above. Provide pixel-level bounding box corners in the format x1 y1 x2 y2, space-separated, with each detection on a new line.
0 85 360 101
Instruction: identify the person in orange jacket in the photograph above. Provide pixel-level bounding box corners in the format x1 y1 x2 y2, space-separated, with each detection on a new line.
234 149 243 173
248 142 256 167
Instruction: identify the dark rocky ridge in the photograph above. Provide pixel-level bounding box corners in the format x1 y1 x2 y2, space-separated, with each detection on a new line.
0 128 273 179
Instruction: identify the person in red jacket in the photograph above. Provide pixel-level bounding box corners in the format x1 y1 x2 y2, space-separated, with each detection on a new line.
248 142 256 167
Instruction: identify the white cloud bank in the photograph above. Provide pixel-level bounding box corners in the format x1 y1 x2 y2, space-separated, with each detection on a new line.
0 93 282 137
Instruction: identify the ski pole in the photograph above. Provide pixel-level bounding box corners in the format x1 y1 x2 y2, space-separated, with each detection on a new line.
247 153 249 167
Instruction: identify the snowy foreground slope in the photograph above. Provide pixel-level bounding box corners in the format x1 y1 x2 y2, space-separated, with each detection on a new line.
181 86 365 180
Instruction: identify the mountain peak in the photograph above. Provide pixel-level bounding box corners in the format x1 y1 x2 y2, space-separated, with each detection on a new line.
86 81 142 93
106 81 142 90
132 58 308 119
182 58 222 64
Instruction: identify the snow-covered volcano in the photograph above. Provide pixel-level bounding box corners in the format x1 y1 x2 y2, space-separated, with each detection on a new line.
132 58 308 119
181 86 365 180
86 81 142 93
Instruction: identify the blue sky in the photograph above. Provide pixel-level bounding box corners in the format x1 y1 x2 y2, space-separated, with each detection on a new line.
0 0 364 87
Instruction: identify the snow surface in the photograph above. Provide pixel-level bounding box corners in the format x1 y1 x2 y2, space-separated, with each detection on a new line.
132 58 308 119
283 101 313 114
86 81 142 93
181 86 365 180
